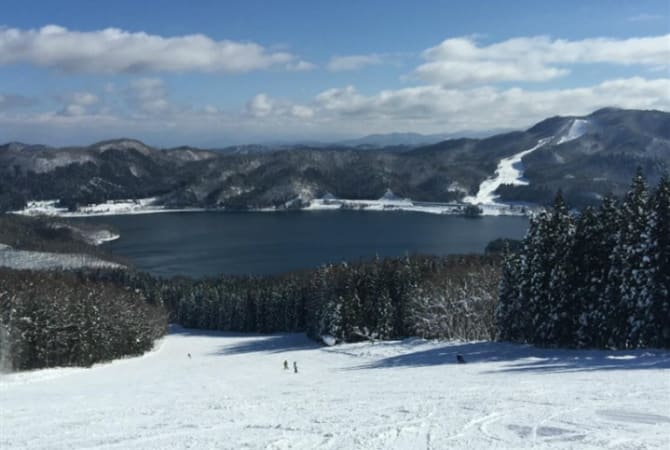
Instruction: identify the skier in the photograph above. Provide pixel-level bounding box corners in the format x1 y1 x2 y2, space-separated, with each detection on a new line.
456 353 465 364
283 360 289 370
187 353 192 359
293 361 298 373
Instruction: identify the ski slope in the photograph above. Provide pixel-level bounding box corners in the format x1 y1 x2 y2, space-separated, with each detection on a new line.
2 328 669 449
463 138 550 205
464 118 590 206
557 119 589 145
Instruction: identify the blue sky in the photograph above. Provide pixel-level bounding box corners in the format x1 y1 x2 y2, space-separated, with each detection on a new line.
0 0 668 146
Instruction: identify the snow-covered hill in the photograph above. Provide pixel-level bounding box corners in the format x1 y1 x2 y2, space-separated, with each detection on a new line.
2 328 668 449
463 118 591 206
0 243 123 270
463 138 550 206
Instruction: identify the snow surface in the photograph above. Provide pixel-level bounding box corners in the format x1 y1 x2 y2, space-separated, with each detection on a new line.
463 138 550 206
12 198 205 218
2 328 668 449
304 198 532 216
557 119 589 145
13 195 533 218
85 229 121 245
0 244 123 270
464 119 590 207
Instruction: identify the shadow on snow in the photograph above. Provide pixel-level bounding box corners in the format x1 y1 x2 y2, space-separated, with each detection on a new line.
169 324 318 356
168 326 670 373
351 341 670 373
212 334 319 356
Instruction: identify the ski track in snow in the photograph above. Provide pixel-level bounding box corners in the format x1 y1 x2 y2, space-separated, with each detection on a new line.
1 329 669 449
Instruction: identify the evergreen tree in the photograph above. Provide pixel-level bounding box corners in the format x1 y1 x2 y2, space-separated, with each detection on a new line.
495 247 522 341
514 214 543 343
614 169 651 348
639 174 670 347
570 205 616 347
542 192 576 346
591 196 622 347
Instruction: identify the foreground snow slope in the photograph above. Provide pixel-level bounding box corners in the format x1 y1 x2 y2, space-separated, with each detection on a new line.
2 329 669 449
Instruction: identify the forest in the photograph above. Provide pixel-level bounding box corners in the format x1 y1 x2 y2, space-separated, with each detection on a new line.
1 171 668 371
497 171 670 349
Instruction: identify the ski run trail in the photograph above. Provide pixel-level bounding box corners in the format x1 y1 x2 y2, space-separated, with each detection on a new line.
2 327 669 449
464 119 589 206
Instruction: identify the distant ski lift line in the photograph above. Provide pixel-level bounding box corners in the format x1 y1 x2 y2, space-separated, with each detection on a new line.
464 119 588 206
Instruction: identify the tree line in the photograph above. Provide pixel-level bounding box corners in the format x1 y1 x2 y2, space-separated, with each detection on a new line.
85 254 501 344
0 268 167 371
497 171 670 349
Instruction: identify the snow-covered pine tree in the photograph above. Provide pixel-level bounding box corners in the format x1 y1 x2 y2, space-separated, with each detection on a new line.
639 174 670 347
570 205 616 347
590 196 622 348
515 213 544 343
373 287 395 340
390 255 417 337
306 264 335 339
495 246 523 342
608 169 650 348
537 192 576 346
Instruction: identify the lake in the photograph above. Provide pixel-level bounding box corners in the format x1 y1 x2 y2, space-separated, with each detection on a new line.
79 211 528 278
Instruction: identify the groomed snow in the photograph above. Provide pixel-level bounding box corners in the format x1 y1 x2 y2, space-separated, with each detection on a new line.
464 118 590 207
463 139 550 206
2 328 668 449
557 119 589 145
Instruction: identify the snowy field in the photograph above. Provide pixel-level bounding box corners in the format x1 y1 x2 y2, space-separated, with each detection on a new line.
0 244 123 270
2 328 668 449
12 198 205 218
14 197 531 218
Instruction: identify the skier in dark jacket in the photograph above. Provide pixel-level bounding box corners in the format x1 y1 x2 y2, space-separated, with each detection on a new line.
293 361 298 373
283 360 289 370
456 353 466 364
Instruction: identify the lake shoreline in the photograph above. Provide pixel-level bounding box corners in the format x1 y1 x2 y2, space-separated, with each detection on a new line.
12 197 536 218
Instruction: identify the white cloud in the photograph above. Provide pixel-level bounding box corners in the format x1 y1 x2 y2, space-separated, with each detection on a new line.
629 13 666 22
0 25 309 74
246 93 275 118
2 73 669 147
327 54 383 71
2 76 668 146
287 60 317 71
309 77 670 133
127 78 171 115
290 105 315 119
246 93 315 120
416 35 670 86
58 91 99 116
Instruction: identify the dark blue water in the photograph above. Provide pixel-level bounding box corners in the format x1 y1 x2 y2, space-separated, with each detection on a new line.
79 211 528 277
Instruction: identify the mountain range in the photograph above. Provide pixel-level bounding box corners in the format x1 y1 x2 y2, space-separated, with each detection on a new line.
1 108 668 212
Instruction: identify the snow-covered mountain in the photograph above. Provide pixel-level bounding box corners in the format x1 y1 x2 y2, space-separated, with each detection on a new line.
335 131 454 148
1 108 668 212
